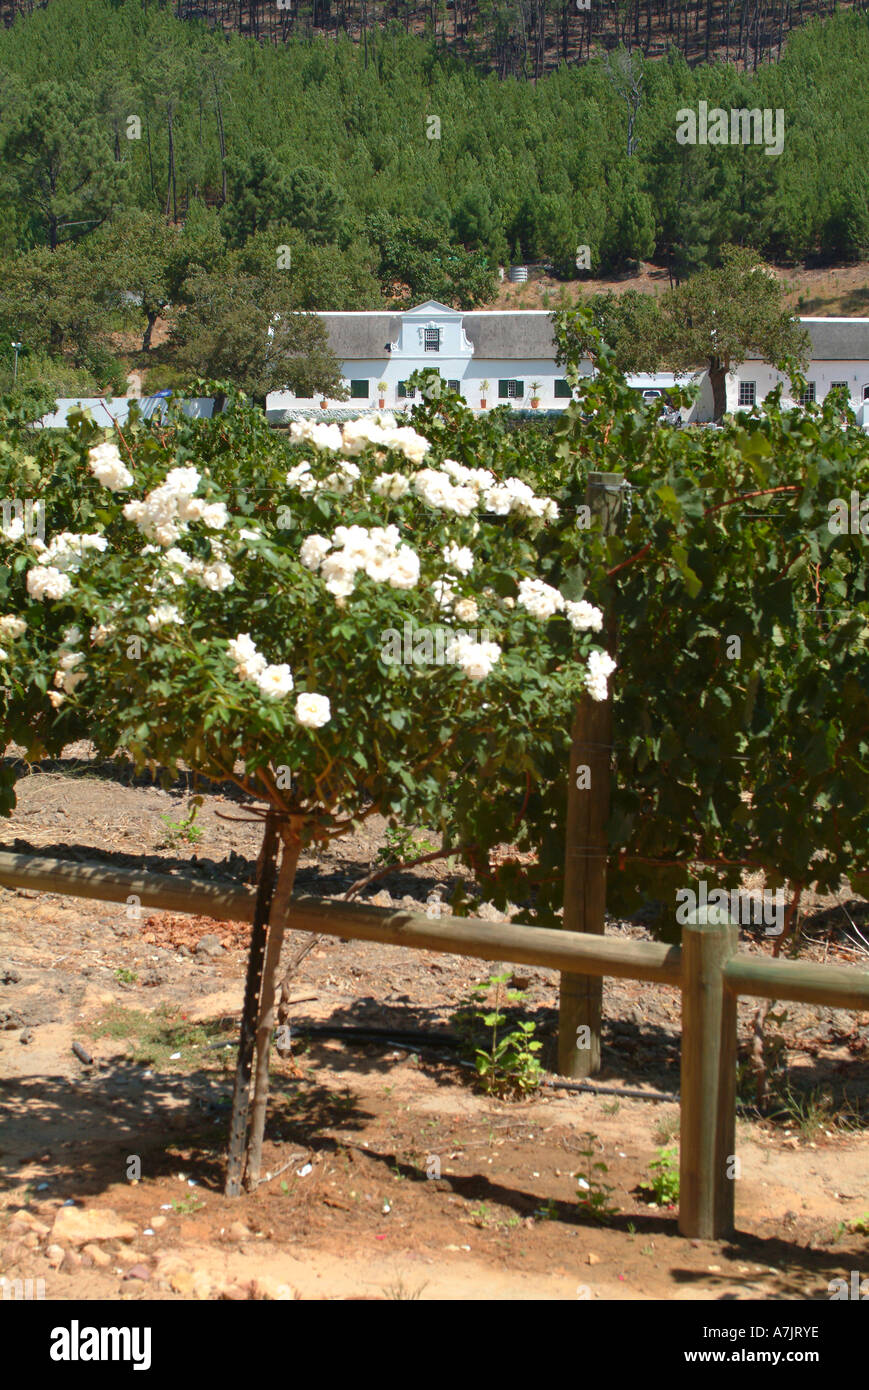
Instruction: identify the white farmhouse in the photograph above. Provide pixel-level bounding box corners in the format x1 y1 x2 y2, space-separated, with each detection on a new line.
269 301 869 426
728 318 869 419
267 300 601 419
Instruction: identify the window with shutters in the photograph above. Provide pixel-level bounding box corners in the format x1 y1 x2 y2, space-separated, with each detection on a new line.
798 382 816 406
447 379 460 394
498 379 524 399
738 381 756 407
349 380 369 399
397 382 415 399
554 379 572 398
424 327 441 352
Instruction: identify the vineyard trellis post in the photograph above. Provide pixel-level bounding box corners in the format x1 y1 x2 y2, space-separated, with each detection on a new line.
679 917 739 1239
558 470 623 1078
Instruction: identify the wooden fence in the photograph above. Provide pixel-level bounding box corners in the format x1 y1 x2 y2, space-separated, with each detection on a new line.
0 847 866 1239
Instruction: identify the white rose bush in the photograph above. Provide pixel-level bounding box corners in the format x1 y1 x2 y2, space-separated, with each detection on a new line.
0 390 613 864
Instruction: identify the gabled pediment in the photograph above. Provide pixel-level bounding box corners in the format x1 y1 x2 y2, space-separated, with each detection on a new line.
404 300 462 318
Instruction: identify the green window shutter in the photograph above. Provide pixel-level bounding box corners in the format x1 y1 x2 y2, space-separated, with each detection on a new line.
513 380 524 398
397 381 407 399
498 379 510 399
350 380 369 399
554 379 571 398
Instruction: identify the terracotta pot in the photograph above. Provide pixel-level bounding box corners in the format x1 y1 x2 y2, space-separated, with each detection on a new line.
480 399 487 409
378 398 385 408
320 400 328 410
530 399 540 409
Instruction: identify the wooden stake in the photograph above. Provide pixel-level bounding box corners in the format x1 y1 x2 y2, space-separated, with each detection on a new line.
558 471 622 1078
244 824 303 1191
224 813 279 1198
679 918 738 1239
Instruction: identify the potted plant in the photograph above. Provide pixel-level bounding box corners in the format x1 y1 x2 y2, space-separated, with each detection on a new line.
479 379 489 410
320 397 329 410
529 381 542 409
377 381 388 409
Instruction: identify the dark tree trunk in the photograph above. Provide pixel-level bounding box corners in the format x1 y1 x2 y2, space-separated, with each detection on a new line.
710 359 728 421
143 310 159 353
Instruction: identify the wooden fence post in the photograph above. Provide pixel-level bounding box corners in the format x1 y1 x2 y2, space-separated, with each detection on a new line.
558 471 622 1078
679 918 739 1239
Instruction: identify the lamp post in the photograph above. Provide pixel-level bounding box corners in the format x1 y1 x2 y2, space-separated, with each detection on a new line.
11 341 22 385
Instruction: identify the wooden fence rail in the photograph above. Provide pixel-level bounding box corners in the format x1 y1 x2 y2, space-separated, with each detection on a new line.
1 849 866 1238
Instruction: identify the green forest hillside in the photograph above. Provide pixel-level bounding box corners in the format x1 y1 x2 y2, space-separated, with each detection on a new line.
1 0 868 397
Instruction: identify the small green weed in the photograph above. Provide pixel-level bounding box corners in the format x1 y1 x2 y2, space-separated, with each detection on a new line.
114 967 138 985
451 971 543 1099
575 1134 619 1223
376 824 437 865
171 1195 205 1215
640 1146 680 1206
158 803 204 848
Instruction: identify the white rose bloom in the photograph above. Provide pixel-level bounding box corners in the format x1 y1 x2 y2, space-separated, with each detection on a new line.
46 532 108 571
586 649 617 702
300 534 332 570
453 597 479 623
147 604 184 631
88 441 133 492
163 547 193 571
1 516 25 541
432 578 455 611
387 546 421 590
164 466 201 496
517 577 566 621
309 423 343 452
364 551 397 583
341 418 387 455
449 487 478 517
289 421 315 445
176 496 205 522
442 460 495 492
565 599 604 633
295 692 331 728
320 553 357 599
383 426 430 465
58 651 84 672
442 543 474 575
90 623 115 645
48 691 66 709
0 646 6 660
446 634 501 681
372 472 411 500
63 625 83 645
412 469 455 511
238 528 262 543
27 566 72 601
0 616 27 639
197 561 235 592
331 524 373 567
540 498 560 522
287 461 318 494
227 633 268 679
254 663 295 700
483 485 513 515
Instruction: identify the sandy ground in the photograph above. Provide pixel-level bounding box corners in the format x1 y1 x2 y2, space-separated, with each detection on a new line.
0 753 866 1301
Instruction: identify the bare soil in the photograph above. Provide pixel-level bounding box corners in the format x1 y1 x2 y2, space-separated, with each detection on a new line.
0 750 867 1301
493 260 869 318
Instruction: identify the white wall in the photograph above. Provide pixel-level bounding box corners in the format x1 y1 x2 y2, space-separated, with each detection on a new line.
728 362 869 412
267 359 577 415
